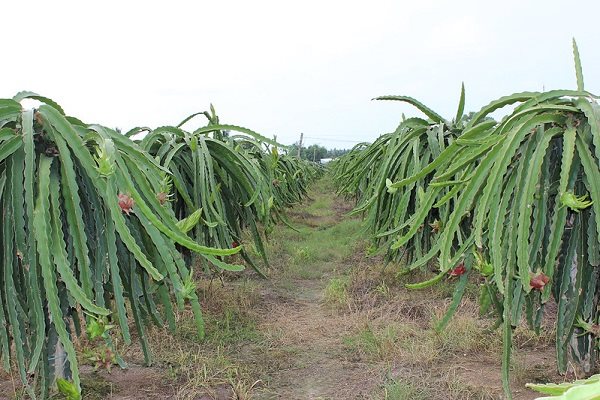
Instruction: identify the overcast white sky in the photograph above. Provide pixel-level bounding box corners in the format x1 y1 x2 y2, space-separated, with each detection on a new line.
5 1 600 148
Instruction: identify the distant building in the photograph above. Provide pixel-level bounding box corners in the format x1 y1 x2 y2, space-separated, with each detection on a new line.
320 158 333 164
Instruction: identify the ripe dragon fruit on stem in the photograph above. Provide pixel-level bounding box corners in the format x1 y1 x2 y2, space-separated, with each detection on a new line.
449 262 466 277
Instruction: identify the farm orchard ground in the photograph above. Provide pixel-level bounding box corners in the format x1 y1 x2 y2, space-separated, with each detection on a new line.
0 177 559 399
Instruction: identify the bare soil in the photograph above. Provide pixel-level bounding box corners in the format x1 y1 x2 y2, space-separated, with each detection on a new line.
254 286 379 399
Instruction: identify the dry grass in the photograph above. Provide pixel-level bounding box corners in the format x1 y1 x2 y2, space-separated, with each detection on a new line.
333 256 560 400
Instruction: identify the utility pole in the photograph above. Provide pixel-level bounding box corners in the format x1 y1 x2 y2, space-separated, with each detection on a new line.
313 146 316 162
297 132 303 158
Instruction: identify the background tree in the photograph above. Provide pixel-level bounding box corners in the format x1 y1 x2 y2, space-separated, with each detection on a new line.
288 143 348 162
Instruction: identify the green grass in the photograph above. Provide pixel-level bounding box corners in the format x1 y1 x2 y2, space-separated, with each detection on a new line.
343 325 398 361
204 308 261 345
305 196 335 217
265 175 363 282
283 219 362 259
79 375 115 399
324 276 350 307
47 375 115 400
434 311 489 354
382 379 431 400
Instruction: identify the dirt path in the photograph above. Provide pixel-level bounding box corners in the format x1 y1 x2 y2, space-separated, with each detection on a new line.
249 180 382 399
256 284 377 399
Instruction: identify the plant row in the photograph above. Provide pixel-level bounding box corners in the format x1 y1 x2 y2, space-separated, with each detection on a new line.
0 93 321 398
332 41 600 399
